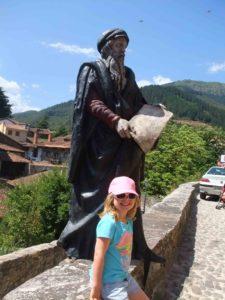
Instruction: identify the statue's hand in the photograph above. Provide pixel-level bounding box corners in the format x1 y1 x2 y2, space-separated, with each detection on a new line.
115 118 131 139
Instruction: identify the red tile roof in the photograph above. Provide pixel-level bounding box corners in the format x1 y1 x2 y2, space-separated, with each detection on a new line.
0 151 30 163
29 128 52 134
36 143 70 149
22 136 71 149
0 143 24 153
4 124 27 131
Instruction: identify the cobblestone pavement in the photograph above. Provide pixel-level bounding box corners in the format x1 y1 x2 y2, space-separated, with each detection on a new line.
165 195 225 300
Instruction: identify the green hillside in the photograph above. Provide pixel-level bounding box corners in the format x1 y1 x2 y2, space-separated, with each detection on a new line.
14 101 74 132
142 82 225 128
13 80 225 130
168 80 225 107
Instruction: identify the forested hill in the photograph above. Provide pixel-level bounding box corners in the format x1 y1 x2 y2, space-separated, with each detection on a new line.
168 80 225 107
13 80 225 130
141 80 225 128
14 100 74 131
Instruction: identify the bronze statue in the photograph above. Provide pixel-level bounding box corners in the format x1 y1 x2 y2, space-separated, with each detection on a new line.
58 29 164 281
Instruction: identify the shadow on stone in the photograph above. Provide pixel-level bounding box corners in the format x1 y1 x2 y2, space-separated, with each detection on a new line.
204 195 219 202
163 191 199 299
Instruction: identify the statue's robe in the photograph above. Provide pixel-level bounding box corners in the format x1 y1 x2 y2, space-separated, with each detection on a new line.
58 59 148 259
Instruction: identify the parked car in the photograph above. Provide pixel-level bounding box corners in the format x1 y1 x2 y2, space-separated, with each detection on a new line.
199 166 225 199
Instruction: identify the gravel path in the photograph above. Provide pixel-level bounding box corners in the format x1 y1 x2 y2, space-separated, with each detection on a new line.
165 195 225 299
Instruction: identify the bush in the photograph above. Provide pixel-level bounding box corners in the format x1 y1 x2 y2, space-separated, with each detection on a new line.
0 169 70 254
142 122 224 195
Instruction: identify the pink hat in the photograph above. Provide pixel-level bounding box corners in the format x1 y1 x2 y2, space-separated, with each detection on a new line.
108 176 139 196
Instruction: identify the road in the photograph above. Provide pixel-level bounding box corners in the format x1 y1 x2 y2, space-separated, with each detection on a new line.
165 193 225 299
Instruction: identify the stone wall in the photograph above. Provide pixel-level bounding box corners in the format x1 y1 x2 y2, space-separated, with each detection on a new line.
0 241 66 298
0 182 197 299
132 182 198 299
7 170 49 187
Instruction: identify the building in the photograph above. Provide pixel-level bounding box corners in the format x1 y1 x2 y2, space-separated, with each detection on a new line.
0 118 71 175
24 134 71 165
0 118 28 143
0 132 30 179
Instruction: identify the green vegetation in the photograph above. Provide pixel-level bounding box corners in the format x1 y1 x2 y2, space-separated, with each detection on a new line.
36 114 49 129
142 122 225 195
0 169 70 255
0 87 11 118
1 122 225 255
169 80 225 106
142 84 225 128
13 100 74 132
13 80 225 130
53 125 68 138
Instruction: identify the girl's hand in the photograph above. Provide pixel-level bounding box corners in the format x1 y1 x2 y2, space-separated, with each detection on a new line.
90 286 101 300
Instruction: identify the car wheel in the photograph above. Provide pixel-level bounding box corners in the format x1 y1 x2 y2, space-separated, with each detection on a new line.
200 192 206 199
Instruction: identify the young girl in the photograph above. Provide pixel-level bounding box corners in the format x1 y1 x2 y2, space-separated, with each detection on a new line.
90 176 149 300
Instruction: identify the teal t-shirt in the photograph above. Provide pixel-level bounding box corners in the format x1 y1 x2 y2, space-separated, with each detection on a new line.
91 213 133 284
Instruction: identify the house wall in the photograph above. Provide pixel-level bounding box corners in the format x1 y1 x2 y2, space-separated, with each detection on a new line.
26 148 43 162
0 132 25 150
0 123 5 133
41 148 69 164
6 129 27 143
37 148 43 161
0 119 27 143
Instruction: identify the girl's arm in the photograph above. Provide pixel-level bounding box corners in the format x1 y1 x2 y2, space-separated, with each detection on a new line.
90 237 111 300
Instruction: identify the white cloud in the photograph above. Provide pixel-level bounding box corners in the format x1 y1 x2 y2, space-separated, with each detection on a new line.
0 75 40 113
31 83 40 89
137 75 172 87
208 62 225 73
44 42 97 57
137 80 152 87
0 76 21 94
152 75 172 85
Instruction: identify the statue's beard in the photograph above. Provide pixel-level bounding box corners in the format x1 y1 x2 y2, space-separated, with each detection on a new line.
104 55 126 91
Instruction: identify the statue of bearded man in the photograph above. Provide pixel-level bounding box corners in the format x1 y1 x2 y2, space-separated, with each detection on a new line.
58 29 164 276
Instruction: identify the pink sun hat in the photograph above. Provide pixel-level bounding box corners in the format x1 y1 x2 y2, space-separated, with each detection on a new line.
108 176 139 196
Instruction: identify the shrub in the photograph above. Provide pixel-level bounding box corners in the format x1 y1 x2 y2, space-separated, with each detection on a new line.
142 122 223 195
0 169 70 254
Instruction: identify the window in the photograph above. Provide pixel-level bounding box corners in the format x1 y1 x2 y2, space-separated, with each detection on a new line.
33 148 38 157
8 130 12 135
207 167 225 176
16 131 20 136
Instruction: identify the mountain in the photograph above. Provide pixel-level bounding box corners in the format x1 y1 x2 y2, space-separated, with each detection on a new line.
141 80 225 128
13 80 225 130
168 80 225 107
14 101 74 131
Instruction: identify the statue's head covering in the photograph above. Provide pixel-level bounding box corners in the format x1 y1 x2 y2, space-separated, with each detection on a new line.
97 28 129 53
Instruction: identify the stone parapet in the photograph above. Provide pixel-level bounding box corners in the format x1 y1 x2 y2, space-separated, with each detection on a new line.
0 241 66 298
142 182 197 298
1 182 197 299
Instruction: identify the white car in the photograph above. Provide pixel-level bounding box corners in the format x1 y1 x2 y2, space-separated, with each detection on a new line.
199 166 225 199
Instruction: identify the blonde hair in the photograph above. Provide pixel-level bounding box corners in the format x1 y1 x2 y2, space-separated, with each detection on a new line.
99 193 140 221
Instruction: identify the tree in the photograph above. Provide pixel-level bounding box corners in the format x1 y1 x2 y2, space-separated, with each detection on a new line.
0 87 12 118
53 125 68 137
0 169 70 255
37 114 49 129
142 122 219 195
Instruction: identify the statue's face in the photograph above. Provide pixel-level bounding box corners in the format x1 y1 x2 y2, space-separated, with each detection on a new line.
109 36 127 64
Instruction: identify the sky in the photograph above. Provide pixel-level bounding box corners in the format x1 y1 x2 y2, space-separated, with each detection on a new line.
0 0 225 113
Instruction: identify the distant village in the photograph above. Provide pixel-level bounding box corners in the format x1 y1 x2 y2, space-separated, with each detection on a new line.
0 118 71 180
